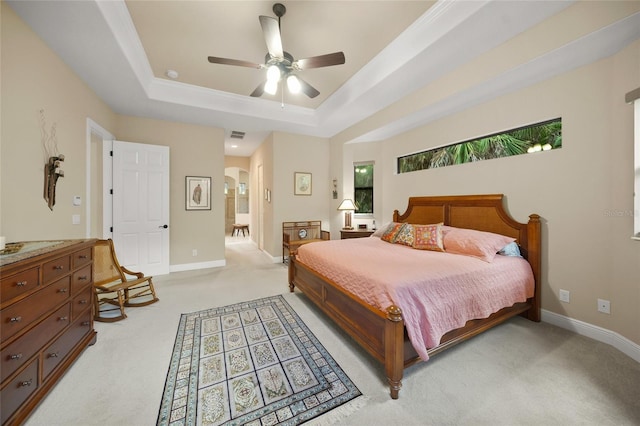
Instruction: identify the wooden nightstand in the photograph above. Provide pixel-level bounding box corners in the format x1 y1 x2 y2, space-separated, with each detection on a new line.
340 229 374 239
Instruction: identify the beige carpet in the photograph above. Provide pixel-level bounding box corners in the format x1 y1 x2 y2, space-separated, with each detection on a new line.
23 239 640 426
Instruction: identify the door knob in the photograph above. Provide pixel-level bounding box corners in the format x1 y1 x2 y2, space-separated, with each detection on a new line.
159 224 168 229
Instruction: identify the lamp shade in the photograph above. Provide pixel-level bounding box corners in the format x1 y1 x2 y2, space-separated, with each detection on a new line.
337 199 356 211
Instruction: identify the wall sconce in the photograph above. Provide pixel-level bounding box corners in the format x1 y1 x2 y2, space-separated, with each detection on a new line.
337 198 356 230
40 109 64 210
44 154 64 210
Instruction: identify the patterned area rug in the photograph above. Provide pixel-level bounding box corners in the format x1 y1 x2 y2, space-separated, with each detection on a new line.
157 295 362 425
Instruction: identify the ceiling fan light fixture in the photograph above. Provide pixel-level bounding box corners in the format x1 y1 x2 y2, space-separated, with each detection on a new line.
266 65 281 82
286 74 301 94
264 79 278 95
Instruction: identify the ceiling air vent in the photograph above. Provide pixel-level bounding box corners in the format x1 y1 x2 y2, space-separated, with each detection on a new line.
230 131 245 139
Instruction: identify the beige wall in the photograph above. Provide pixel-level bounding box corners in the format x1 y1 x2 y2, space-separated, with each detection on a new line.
339 40 640 347
272 132 330 252
224 156 250 170
250 134 274 253
1 3 226 269
1 3 116 241
248 132 330 258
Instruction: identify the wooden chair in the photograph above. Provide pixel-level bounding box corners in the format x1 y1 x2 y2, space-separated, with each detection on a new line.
93 239 159 322
282 221 330 263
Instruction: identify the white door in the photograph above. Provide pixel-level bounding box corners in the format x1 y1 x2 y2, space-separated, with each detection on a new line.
112 141 170 276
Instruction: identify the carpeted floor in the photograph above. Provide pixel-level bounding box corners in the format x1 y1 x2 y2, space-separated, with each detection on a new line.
22 239 640 426
157 295 361 425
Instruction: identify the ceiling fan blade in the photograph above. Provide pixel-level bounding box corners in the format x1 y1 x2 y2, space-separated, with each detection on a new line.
296 77 320 98
208 56 262 69
250 81 266 97
295 52 345 70
259 16 284 59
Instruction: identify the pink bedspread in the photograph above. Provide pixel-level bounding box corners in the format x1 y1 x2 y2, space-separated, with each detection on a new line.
296 236 535 360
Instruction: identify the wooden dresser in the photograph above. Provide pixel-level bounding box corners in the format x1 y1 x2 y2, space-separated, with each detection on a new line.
1 240 97 425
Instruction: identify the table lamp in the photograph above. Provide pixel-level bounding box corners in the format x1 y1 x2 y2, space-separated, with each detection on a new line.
337 199 356 230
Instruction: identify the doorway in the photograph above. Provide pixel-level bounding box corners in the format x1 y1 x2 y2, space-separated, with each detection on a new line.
224 167 250 241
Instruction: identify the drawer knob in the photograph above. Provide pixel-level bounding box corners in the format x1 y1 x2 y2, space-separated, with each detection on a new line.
54 265 64 270
78 275 88 281
9 316 22 323
16 281 27 287
81 321 90 326
79 255 88 259
48 352 59 358
59 316 68 322
79 299 88 304
58 288 68 293
9 353 23 360
19 379 33 387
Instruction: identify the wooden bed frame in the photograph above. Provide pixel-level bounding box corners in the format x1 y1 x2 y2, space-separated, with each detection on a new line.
288 194 541 399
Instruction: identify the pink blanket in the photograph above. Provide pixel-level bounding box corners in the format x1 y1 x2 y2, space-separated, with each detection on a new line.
296 236 534 360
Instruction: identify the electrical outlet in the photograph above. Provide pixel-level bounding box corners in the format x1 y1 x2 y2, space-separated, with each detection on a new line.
597 299 610 314
559 289 570 303
192 249 198 257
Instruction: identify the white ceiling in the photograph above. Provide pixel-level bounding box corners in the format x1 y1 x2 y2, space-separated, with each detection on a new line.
7 1 640 157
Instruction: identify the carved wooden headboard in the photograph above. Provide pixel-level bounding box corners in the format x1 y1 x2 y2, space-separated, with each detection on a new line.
393 194 541 317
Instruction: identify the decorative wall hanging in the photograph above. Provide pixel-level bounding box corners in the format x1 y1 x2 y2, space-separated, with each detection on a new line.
186 176 211 210
332 178 338 199
294 172 312 196
40 110 64 210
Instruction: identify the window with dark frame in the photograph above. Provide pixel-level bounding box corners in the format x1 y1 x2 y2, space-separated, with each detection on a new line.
354 163 373 214
397 118 562 174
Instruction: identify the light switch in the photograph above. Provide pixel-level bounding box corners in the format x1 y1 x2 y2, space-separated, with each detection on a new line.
72 214 81 225
73 196 82 206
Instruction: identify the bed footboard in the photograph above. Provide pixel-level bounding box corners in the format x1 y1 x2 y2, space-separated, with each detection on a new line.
289 255 410 398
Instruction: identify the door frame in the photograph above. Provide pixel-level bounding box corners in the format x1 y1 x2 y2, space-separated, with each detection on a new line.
86 118 114 239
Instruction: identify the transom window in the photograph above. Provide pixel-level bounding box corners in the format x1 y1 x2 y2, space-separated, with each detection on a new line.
397 118 562 174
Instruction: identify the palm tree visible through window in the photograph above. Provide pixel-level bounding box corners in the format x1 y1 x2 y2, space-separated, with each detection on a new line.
354 163 373 214
398 118 562 173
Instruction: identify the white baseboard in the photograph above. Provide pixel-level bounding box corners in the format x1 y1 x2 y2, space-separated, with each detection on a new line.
542 309 640 363
170 259 226 272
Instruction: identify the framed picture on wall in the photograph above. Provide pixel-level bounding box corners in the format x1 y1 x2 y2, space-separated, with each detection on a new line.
186 176 211 210
294 172 312 196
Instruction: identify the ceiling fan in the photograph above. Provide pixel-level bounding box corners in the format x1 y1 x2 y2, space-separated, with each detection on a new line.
207 3 345 99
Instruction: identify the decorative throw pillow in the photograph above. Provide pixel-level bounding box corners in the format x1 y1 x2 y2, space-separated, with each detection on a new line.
371 222 392 238
413 224 445 251
443 227 515 262
381 223 405 243
393 223 415 246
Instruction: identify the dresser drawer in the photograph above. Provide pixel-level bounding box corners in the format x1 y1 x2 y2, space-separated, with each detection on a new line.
0 304 70 383
72 286 92 319
1 358 39 425
42 255 71 285
42 309 92 380
72 247 92 269
1 277 71 342
71 264 92 294
0 267 40 306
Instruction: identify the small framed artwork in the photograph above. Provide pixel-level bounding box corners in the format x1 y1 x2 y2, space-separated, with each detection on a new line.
186 176 211 210
294 172 312 196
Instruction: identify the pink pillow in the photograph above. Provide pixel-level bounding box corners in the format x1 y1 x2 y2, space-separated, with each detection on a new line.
413 224 445 252
443 227 515 262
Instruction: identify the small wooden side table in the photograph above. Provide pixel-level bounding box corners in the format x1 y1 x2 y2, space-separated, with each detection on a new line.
340 229 374 239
